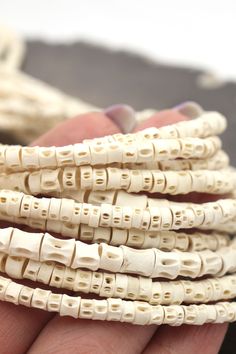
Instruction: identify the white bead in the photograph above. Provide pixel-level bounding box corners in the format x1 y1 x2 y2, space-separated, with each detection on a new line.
152 249 180 279
0 227 13 253
50 264 66 288
93 299 107 320
71 241 100 271
73 269 92 293
60 294 80 318
31 288 51 310
19 286 34 307
56 145 74 167
9 228 43 260
38 147 57 168
5 255 27 279
99 243 123 272
37 261 55 284
40 233 75 266
47 293 62 312
5 281 23 304
73 143 91 166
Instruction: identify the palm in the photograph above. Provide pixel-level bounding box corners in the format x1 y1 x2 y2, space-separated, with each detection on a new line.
0 110 227 354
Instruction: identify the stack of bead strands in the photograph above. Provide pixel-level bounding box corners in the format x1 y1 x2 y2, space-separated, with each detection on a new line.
0 111 236 326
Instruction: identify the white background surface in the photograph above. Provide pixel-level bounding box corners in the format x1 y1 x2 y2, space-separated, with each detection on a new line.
1 0 236 80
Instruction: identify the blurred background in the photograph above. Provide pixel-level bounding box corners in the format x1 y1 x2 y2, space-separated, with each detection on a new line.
1 0 236 79
0 2 236 352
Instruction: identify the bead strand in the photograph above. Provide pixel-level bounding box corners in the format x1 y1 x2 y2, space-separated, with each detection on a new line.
1 167 234 195
1 253 236 305
0 274 235 325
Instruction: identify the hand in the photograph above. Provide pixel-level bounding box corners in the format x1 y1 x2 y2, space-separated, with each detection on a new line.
0 110 228 354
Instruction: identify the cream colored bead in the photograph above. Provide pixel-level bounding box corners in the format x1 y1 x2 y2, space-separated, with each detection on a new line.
93 226 111 243
79 224 94 242
23 259 41 281
113 273 128 299
217 247 236 276
40 233 75 266
138 277 153 302
198 250 222 277
133 301 152 325
0 276 12 300
60 294 80 318
151 171 165 193
56 145 75 167
30 197 51 220
62 267 77 291
148 305 165 325
116 190 147 209
38 147 57 168
163 305 185 326
126 276 140 300
106 167 121 190
99 273 115 297
92 168 107 191
92 299 108 320
21 147 39 170
31 288 51 310
28 171 42 194
37 261 55 284
90 272 103 294
80 165 93 190
71 241 100 271
99 243 123 272
87 190 116 206
110 227 127 245
50 264 66 288
4 256 27 279
4 281 23 304
88 205 101 228
47 293 63 312
121 246 155 277
126 229 145 248
73 143 91 166
87 141 108 165
0 227 13 253
61 222 79 239
107 298 123 321
9 228 43 260
178 251 201 278
152 249 181 279
73 269 92 293
5 145 22 170
79 299 94 319
19 286 34 307
120 300 135 323
40 169 61 193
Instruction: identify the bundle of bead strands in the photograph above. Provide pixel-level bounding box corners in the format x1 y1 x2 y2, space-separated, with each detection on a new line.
1 111 236 326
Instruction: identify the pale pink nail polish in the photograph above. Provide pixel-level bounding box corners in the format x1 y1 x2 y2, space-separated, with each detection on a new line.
104 104 136 133
173 101 204 118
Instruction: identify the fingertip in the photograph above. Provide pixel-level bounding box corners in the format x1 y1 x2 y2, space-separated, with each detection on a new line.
134 109 188 131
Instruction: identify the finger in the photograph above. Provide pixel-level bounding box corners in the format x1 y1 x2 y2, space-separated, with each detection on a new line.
32 112 120 146
0 112 121 354
134 109 188 131
28 317 156 354
143 323 228 354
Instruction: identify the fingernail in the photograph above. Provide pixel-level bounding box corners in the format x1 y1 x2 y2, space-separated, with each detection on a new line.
173 101 204 118
104 104 136 133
